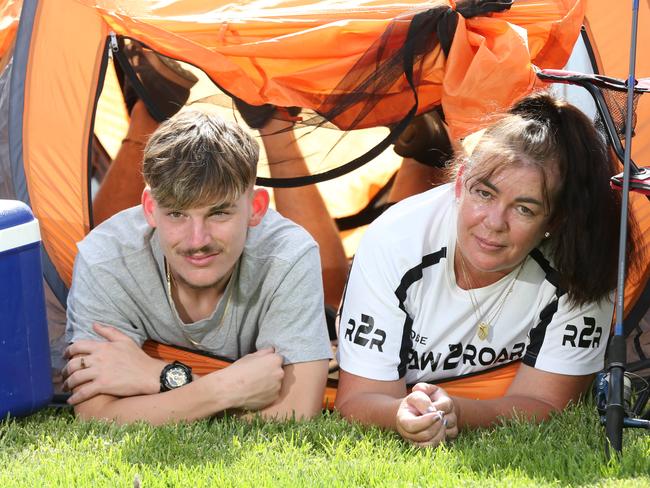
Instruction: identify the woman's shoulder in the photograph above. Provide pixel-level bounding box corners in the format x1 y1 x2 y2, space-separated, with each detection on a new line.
367 184 454 235
356 184 454 260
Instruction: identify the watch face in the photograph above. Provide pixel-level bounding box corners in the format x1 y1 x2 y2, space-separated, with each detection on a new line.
166 366 190 388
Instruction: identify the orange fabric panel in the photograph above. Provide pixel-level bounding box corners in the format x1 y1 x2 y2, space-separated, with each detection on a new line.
503 0 585 68
81 0 584 138
441 15 536 139
586 0 650 170
444 0 586 137
624 192 650 315
0 0 21 63
585 1 650 317
430 361 519 400
23 0 105 286
0 1 20 50
143 341 519 410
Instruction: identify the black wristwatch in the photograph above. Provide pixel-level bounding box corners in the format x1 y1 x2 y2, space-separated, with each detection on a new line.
160 361 193 392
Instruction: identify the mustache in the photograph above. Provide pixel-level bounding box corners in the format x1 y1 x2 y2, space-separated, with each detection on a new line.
177 244 223 257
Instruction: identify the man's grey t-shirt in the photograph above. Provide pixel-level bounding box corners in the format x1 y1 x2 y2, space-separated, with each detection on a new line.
65 206 332 364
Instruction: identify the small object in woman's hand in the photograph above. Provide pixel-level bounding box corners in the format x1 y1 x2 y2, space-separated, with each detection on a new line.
426 406 448 425
432 408 448 427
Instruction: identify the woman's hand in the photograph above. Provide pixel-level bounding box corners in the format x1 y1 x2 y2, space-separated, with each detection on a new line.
396 383 458 447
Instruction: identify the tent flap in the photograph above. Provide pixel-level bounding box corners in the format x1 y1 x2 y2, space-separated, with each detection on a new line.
88 0 585 138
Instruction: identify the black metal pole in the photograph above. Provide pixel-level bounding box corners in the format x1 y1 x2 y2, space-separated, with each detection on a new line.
605 0 640 456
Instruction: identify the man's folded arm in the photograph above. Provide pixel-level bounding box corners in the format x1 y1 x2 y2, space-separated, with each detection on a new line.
71 356 328 424
70 346 286 424
72 370 237 425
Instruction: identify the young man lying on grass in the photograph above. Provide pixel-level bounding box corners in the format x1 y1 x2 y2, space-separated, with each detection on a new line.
63 107 331 424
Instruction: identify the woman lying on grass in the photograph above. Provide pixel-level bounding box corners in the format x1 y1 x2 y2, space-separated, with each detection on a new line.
335 92 643 447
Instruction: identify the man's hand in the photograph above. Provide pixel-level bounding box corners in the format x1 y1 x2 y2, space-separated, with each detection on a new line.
395 383 458 447
220 348 285 411
62 324 164 405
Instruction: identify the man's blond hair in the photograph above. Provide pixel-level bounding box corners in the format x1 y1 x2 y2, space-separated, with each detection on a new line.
142 107 259 209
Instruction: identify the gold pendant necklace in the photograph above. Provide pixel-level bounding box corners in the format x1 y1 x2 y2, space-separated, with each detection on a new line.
458 252 526 341
164 258 233 349
477 322 490 341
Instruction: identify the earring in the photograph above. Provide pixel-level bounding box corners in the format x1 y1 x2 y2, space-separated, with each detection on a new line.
544 231 550 238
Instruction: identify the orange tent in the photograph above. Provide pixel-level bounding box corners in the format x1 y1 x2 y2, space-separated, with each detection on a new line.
1 0 649 393
583 0 650 313
0 0 586 303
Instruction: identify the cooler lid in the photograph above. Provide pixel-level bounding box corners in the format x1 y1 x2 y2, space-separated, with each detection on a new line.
0 200 41 253
0 200 34 230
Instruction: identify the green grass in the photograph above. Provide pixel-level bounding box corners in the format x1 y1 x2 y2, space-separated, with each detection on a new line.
1 404 648 487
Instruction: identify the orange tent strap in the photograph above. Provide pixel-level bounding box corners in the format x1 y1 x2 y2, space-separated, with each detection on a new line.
143 340 519 411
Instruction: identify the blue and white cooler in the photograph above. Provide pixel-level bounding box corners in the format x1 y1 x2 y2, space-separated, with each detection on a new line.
0 200 53 418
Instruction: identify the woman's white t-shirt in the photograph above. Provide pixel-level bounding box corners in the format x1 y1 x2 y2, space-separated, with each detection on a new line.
338 184 613 384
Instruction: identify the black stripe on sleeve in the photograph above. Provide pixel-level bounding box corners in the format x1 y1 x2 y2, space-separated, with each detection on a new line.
528 248 562 289
524 249 566 367
336 255 355 321
395 247 447 377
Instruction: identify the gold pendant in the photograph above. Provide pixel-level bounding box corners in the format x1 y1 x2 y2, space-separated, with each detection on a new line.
477 322 490 341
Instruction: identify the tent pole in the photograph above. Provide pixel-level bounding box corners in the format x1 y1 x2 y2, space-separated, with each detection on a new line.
605 0 640 457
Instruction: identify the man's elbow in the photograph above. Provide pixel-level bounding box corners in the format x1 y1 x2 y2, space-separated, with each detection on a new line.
301 360 329 419
267 404 321 421
266 359 329 421
294 399 324 420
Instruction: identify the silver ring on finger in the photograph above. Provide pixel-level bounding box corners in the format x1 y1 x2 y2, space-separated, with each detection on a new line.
80 357 87 369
